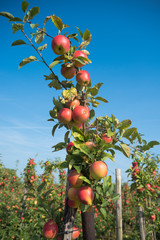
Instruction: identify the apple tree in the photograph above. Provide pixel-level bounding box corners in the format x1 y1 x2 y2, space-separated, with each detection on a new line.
1 1 159 239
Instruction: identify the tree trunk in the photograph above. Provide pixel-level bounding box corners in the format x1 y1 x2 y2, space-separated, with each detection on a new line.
81 208 96 240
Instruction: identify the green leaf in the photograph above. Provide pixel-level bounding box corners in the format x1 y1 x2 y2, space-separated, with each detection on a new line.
62 88 77 100
90 87 98 96
9 17 23 22
52 124 59 136
83 29 91 41
73 142 94 159
119 143 131 157
35 28 46 44
44 73 56 80
123 127 137 138
60 161 69 169
79 176 91 184
76 26 83 38
148 141 160 148
71 126 85 142
49 60 61 69
50 108 57 118
22 1 29 13
37 44 47 51
27 7 39 20
0 12 14 20
11 40 26 46
64 131 70 144
95 96 108 103
110 194 120 201
37 182 46 193
19 56 37 69
51 15 63 31
67 33 78 39
12 23 24 33
100 208 107 219
44 16 51 25
118 119 132 130
48 79 62 90
52 142 66 152
89 109 95 120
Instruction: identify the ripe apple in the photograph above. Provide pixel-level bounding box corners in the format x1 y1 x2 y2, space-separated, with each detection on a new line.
67 187 79 202
51 35 70 55
85 141 96 150
57 108 72 124
76 70 90 86
132 162 138 168
73 50 87 68
67 170 83 188
66 99 80 109
152 170 156 176
72 106 90 123
43 220 58 239
72 226 79 239
150 213 156 221
134 167 140 173
138 187 144 192
89 161 108 180
66 142 74 154
101 134 113 143
146 183 151 190
78 186 94 205
61 63 76 79
68 199 80 209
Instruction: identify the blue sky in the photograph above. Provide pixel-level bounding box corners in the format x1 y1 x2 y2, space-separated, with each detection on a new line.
0 0 160 182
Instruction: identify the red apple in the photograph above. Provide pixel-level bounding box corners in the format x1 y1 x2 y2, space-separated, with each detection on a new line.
72 106 90 123
72 226 79 239
68 199 80 209
132 162 138 168
101 134 113 143
152 170 156 176
85 141 96 150
43 220 58 239
150 213 156 221
134 167 140 173
138 187 144 192
76 70 90 86
73 50 87 68
51 35 70 55
66 99 80 109
132 172 137 180
67 170 83 188
57 108 72 124
89 161 108 180
66 142 74 154
78 186 94 205
61 63 76 79
67 187 79 202
146 183 151 190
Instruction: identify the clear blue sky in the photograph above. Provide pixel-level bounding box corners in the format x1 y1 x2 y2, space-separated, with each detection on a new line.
0 0 160 182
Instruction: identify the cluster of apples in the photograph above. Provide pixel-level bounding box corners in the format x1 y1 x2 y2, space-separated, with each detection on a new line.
66 141 108 207
51 34 91 86
43 219 79 239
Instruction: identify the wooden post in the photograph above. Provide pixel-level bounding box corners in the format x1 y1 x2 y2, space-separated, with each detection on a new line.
138 205 145 240
116 169 123 240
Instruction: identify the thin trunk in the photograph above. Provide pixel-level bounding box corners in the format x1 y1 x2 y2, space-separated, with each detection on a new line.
81 208 96 240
